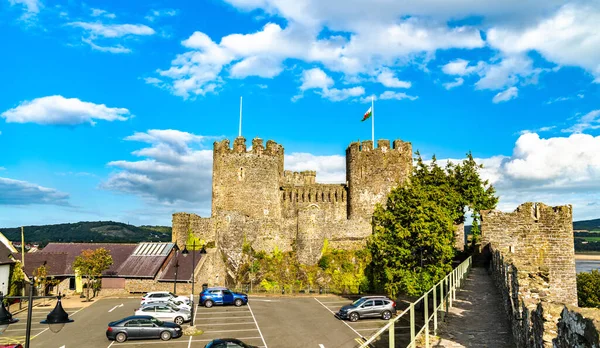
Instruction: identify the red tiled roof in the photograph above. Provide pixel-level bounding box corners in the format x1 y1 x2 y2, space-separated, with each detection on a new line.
42 243 138 276
158 250 204 282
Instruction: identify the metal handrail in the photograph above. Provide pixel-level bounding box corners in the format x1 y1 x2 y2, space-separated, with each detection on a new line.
357 256 472 348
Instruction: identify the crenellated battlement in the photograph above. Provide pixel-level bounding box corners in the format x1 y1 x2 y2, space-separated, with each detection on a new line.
281 184 346 204
213 136 283 157
346 139 411 154
282 170 317 186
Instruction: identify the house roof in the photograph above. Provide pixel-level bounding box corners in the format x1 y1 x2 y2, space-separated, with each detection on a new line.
0 242 16 265
15 252 69 277
116 242 176 278
157 250 204 282
42 243 138 276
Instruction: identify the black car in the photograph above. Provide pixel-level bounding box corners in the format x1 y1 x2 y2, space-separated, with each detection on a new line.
204 338 259 348
106 315 183 342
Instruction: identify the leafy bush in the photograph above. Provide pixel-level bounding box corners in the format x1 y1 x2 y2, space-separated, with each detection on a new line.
577 270 600 308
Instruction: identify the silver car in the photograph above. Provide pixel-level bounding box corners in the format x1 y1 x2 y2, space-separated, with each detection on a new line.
135 303 191 325
336 296 397 322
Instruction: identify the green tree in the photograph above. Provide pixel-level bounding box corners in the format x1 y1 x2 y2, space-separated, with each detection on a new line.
577 270 600 308
8 262 25 298
186 228 205 250
368 152 497 298
73 248 113 301
33 264 49 295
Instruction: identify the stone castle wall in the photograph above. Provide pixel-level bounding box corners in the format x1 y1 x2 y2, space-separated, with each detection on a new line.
482 202 599 347
481 202 577 305
346 139 412 220
173 136 413 283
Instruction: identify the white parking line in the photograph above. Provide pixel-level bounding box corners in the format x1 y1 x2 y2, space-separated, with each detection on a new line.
188 300 200 348
313 298 362 338
202 322 255 326
247 303 268 348
195 316 253 320
318 301 350 304
33 306 86 341
203 328 259 333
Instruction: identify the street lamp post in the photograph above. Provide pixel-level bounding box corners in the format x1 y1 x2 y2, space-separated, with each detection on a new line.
2 278 74 348
181 240 195 326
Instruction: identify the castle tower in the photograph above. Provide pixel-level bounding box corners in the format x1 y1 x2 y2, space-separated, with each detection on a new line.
212 137 284 220
346 139 412 220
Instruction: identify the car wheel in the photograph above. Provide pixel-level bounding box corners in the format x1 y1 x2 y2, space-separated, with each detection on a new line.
160 331 172 341
116 333 127 343
204 300 214 308
382 310 392 320
349 312 359 322
234 299 243 307
174 316 184 325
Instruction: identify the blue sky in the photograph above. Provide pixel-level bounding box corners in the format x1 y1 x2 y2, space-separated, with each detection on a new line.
1 0 599 227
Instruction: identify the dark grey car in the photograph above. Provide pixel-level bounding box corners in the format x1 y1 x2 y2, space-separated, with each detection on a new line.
336 296 397 322
106 315 183 342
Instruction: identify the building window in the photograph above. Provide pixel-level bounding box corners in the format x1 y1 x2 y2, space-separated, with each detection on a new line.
69 277 76 290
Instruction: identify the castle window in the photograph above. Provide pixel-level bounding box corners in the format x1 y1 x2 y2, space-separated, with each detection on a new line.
238 167 245 181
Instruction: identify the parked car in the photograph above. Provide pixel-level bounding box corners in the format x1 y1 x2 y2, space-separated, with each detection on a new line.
141 291 190 306
141 298 192 311
106 315 182 343
134 303 191 325
204 338 259 348
336 296 397 322
140 301 190 314
0 345 23 348
200 287 248 308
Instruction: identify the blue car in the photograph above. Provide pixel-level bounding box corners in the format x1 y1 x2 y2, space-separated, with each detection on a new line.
200 287 248 308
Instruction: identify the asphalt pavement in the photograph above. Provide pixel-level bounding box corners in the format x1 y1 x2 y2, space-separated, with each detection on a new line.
4 294 393 348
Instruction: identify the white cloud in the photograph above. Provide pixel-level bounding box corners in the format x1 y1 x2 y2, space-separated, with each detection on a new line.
8 0 41 14
1 95 130 126
319 86 365 102
82 38 131 54
443 77 464 89
284 153 345 183
442 59 482 76
229 56 283 78
487 4 600 81
561 110 600 134
91 8 116 19
145 9 178 22
434 132 600 220
0 177 69 205
492 86 518 103
69 22 155 38
299 68 334 91
475 55 534 91
376 69 411 88
378 91 418 101
103 130 215 204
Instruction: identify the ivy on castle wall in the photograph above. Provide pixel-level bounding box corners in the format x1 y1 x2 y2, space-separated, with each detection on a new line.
235 238 370 294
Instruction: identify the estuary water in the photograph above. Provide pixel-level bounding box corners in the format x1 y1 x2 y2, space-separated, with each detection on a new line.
575 259 600 273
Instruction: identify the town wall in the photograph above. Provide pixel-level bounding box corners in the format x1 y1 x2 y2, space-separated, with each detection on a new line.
481 202 577 305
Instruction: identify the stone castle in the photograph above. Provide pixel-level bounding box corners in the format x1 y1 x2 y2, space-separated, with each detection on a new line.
172 136 412 284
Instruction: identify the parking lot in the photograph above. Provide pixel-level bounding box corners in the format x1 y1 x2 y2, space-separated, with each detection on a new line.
12 294 406 348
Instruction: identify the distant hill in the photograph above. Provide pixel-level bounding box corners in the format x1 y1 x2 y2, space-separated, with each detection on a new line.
0 221 172 247
573 218 600 231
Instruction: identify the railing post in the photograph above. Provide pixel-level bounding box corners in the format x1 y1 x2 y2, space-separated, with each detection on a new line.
410 302 415 348
389 318 395 348
448 273 453 308
425 292 429 348
433 284 437 334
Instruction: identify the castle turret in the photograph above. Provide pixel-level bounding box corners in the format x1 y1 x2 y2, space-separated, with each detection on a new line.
346 139 412 219
212 136 284 220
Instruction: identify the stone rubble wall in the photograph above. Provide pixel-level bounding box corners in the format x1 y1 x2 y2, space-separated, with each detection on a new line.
482 202 600 348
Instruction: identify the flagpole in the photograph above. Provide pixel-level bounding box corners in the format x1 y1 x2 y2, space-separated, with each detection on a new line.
371 95 374 143
239 96 242 137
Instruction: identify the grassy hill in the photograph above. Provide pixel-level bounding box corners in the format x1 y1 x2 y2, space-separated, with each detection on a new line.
574 218 600 232
0 221 171 247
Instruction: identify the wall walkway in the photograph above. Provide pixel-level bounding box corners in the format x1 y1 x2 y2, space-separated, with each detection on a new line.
432 267 514 347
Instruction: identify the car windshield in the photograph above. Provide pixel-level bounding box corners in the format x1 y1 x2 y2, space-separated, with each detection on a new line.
168 303 180 311
352 298 367 307
150 318 163 326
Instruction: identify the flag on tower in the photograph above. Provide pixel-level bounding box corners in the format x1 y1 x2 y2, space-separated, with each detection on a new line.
361 106 372 122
